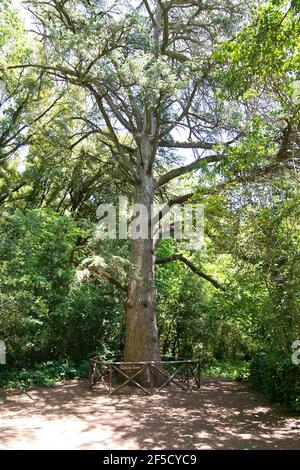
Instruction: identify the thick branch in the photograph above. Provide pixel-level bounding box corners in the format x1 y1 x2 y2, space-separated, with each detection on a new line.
155 254 224 290
159 83 198 138
156 154 223 188
7 63 78 78
0 182 26 204
159 140 214 149
88 266 128 293
161 129 299 202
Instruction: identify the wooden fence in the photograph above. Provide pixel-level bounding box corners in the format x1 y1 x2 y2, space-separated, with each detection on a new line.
89 357 201 395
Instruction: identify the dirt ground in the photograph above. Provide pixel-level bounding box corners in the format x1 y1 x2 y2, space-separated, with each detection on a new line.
0 377 299 450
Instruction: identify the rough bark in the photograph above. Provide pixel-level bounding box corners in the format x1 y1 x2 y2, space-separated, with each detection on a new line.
124 172 162 364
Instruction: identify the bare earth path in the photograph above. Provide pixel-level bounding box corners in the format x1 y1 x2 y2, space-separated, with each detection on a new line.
0 378 299 450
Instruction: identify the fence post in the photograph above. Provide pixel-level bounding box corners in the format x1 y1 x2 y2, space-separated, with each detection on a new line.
109 364 112 394
197 360 201 388
148 363 154 394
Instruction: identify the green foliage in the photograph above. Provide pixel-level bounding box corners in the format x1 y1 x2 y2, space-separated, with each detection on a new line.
216 0 300 100
250 352 300 411
0 208 124 368
202 361 250 381
0 0 24 57
0 359 89 389
157 245 253 363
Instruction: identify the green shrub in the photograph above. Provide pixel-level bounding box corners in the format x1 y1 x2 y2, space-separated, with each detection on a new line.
250 352 300 411
0 359 89 390
202 360 250 380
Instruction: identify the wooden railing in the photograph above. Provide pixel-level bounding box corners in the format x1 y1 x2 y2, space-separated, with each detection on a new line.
89 357 201 395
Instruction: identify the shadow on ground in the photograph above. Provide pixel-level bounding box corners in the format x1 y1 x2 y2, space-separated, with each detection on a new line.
0 378 299 449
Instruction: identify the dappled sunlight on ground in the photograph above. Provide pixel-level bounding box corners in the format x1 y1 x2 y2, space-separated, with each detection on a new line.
0 378 299 449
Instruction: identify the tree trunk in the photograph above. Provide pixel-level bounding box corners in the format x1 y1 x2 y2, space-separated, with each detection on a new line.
124 172 162 365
